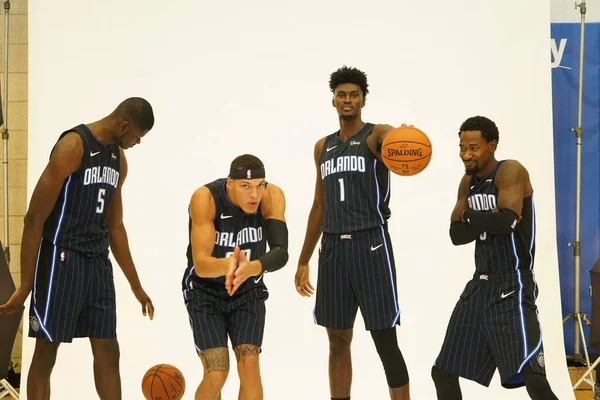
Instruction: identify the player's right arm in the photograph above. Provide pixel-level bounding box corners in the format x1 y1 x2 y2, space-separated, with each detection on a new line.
190 186 238 279
295 137 326 297
0 132 83 315
449 174 481 246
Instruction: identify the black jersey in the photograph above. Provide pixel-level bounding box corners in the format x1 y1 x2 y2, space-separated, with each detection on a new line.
468 161 535 273
318 123 391 234
42 124 120 257
186 178 268 288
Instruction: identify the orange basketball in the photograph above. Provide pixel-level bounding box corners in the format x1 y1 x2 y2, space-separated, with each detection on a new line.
141 364 186 400
381 125 432 176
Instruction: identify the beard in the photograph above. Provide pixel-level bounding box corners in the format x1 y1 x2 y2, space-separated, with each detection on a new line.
464 163 480 176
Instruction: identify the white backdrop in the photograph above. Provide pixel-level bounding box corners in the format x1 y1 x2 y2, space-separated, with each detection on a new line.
25 0 573 398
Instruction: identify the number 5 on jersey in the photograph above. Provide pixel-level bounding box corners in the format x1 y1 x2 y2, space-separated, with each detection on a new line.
96 189 106 213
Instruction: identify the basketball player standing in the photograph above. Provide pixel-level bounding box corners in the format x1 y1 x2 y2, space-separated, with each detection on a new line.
0 98 156 399
295 66 410 400
431 116 558 399
183 154 289 400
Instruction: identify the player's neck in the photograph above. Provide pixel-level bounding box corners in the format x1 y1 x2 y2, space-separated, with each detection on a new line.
338 118 365 141
475 159 498 179
87 120 114 147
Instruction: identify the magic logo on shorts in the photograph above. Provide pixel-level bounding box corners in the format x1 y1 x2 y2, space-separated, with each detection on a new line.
30 316 40 332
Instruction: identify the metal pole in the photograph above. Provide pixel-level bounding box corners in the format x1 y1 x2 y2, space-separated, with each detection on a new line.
571 0 586 355
1 0 9 267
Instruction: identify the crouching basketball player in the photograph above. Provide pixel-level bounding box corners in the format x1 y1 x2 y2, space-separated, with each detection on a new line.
431 116 558 400
182 154 289 400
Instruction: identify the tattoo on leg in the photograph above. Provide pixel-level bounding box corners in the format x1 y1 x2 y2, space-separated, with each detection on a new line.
234 345 260 362
199 348 229 372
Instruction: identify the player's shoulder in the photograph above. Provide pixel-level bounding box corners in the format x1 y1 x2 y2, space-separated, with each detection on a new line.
56 130 84 152
262 182 286 218
265 182 284 199
49 131 85 168
497 159 529 177
314 135 328 157
315 135 328 148
191 185 213 204
190 185 216 219
496 159 530 187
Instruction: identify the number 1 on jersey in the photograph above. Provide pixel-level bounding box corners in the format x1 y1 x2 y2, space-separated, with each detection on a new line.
338 178 345 202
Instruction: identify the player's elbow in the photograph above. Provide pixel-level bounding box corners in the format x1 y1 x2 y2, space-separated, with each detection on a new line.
23 212 45 231
281 248 289 267
107 219 124 235
193 264 205 277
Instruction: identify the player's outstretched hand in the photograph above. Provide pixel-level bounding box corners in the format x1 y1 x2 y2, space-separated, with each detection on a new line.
295 264 314 297
230 249 261 296
132 286 155 320
0 286 29 315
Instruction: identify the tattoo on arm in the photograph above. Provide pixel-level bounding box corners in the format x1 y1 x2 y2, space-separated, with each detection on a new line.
199 348 229 372
233 344 260 362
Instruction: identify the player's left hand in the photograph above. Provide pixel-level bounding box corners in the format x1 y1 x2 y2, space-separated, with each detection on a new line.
230 249 261 296
132 286 154 320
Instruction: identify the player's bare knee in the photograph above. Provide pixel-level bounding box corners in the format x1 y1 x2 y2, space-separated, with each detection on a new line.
203 370 228 389
32 339 60 372
327 328 353 355
90 338 120 366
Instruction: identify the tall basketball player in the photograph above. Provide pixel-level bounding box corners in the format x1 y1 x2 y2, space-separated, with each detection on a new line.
295 66 410 400
0 98 156 399
183 154 288 400
431 116 558 399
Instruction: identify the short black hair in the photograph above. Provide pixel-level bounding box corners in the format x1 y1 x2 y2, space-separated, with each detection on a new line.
329 66 369 98
115 97 154 132
458 116 499 143
230 154 264 171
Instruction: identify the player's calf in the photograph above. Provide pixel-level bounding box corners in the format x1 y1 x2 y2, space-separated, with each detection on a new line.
234 344 263 400
197 348 229 400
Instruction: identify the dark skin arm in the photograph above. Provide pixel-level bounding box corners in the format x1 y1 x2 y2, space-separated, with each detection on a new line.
491 160 532 216
0 132 83 315
295 137 326 297
106 148 154 320
231 183 286 295
189 186 239 294
452 174 472 222
366 124 396 161
449 174 481 245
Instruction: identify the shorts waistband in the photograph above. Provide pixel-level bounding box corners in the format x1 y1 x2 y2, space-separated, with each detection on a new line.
323 225 387 240
474 269 535 280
